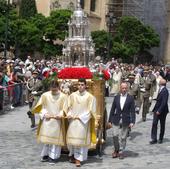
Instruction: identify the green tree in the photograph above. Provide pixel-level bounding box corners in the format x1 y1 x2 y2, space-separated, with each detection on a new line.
42 9 72 57
10 18 43 58
42 42 63 58
0 5 72 59
45 9 72 41
19 0 37 19
0 15 6 48
112 16 160 63
0 0 17 52
91 30 110 59
0 0 14 16
30 13 47 34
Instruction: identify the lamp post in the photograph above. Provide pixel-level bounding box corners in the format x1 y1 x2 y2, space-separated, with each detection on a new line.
105 12 116 59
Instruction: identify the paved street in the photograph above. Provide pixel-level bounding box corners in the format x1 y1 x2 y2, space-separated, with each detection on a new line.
1 84 170 169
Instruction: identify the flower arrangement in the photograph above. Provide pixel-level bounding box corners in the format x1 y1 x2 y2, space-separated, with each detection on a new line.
102 70 111 81
42 67 58 90
58 67 93 79
92 68 111 81
42 66 111 86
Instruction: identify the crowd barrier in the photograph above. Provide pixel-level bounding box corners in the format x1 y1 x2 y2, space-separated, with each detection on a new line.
0 82 27 114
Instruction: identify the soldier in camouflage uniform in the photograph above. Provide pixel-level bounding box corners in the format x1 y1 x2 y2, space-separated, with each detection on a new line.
128 74 141 114
26 70 43 128
147 69 156 98
140 71 152 121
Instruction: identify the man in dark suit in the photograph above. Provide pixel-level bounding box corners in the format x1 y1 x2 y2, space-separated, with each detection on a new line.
150 78 169 144
108 82 136 159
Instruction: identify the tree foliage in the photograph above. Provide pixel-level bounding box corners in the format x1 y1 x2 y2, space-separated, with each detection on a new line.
0 3 159 62
11 19 42 55
42 9 72 57
112 16 160 63
0 2 72 59
0 0 14 16
14 9 72 58
0 0 17 51
19 0 37 19
91 30 110 58
45 10 72 41
91 17 159 63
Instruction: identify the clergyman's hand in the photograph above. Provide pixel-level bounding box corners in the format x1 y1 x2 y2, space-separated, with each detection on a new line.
73 116 79 120
67 115 73 120
54 115 63 120
44 113 51 120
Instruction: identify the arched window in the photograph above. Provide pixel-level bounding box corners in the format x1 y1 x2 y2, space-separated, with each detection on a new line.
90 0 96 12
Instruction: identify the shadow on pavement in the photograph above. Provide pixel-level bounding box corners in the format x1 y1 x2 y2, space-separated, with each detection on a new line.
104 136 114 147
104 134 142 147
129 131 143 141
136 118 153 124
124 150 139 158
85 156 103 165
163 138 170 143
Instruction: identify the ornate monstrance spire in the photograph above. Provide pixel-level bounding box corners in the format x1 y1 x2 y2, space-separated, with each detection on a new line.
77 0 81 9
62 0 95 66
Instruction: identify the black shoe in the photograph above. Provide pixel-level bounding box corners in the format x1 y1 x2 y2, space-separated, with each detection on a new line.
48 157 57 165
41 155 49 162
14 102 21 107
27 111 34 118
158 140 163 144
69 155 75 163
12 103 17 107
142 118 146 122
30 124 36 128
150 140 157 144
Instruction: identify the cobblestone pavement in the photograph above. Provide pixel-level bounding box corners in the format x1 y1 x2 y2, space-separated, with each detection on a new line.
1 83 170 169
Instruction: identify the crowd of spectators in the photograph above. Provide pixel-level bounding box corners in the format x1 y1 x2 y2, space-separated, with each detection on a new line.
0 55 170 112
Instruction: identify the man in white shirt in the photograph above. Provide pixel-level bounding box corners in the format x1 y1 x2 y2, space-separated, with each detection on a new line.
108 82 136 159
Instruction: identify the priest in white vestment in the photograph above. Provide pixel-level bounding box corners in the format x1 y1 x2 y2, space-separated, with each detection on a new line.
66 78 96 167
32 80 67 164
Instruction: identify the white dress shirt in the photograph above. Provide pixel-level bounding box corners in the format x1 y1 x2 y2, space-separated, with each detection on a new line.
120 93 127 110
158 86 165 94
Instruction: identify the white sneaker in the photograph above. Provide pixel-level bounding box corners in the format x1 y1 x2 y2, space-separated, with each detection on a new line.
10 105 15 110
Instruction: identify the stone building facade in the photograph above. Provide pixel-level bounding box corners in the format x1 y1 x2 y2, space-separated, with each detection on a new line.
10 0 170 63
164 0 170 64
35 0 108 31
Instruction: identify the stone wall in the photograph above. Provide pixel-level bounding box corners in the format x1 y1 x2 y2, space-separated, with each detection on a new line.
164 0 170 64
